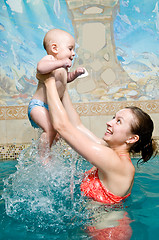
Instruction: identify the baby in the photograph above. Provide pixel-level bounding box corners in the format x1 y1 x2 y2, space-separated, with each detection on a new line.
28 29 84 155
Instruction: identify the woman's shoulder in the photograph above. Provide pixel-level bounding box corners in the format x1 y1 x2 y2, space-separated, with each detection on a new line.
102 151 134 175
117 154 135 178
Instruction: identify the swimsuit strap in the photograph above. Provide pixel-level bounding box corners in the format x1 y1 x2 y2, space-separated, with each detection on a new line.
119 154 132 162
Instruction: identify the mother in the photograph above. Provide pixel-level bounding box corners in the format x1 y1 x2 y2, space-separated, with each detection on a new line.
38 68 157 205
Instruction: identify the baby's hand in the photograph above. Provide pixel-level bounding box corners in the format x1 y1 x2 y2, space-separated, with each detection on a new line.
62 58 72 69
67 67 85 83
36 72 54 83
75 67 85 77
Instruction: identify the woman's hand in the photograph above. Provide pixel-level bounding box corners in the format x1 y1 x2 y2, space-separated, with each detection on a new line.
36 72 54 83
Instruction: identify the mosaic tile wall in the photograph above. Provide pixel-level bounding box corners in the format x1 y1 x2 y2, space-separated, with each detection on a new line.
0 143 30 160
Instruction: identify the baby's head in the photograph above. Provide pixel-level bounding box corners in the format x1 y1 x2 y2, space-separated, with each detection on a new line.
43 29 75 60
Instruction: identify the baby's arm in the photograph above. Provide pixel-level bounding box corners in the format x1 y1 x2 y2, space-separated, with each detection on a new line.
67 67 85 83
37 55 72 74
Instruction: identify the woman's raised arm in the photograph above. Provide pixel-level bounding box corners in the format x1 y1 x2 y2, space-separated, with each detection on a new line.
45 76 115 172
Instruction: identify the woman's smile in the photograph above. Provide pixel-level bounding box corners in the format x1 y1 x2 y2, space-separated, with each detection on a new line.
105 128 113 135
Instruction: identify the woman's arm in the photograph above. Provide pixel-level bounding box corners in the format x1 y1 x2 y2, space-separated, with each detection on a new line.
45 74 115 171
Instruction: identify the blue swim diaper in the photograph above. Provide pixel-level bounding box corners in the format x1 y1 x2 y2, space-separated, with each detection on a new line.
28 99 49 128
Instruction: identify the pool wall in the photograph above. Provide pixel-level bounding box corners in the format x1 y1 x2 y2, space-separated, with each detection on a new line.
0 0 159 160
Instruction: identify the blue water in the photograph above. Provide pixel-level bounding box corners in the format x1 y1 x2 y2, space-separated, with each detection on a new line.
0 141 159 240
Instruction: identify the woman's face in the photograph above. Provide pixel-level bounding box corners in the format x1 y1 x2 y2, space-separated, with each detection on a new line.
103 109 136 147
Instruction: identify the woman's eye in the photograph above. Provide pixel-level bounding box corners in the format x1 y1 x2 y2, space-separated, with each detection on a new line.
116 119 121 124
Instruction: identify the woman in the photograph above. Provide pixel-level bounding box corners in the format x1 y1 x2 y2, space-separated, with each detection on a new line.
37 69 157 240
38 68 157 205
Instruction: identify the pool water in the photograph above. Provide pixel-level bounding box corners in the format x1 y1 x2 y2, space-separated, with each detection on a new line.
0 141 159 240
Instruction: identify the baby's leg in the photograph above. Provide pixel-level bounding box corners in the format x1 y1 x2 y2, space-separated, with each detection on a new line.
30 106 57 158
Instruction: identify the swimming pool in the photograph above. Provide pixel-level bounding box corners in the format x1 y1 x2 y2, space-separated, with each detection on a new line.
0 141 159 240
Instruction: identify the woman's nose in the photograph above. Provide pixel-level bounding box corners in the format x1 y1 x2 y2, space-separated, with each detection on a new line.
106 119 113 126
106 120 111 127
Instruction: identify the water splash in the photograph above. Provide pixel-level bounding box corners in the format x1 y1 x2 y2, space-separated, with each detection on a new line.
2 139 91 233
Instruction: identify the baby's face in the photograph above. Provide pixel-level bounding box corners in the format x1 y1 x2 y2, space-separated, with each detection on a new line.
56 34 75 63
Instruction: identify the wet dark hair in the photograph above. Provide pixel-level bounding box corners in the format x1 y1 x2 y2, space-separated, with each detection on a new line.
126 106 158 164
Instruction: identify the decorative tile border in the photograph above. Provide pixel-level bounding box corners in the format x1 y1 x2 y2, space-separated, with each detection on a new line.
0 100 159 120
73 100 159 116
0 106 27 120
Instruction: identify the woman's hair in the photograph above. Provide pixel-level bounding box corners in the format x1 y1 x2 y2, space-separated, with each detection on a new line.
126 106 158 164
